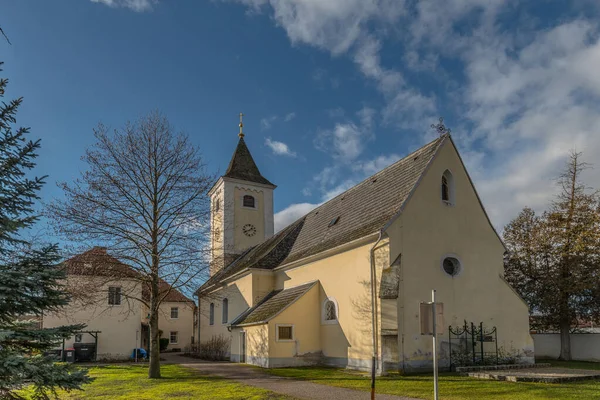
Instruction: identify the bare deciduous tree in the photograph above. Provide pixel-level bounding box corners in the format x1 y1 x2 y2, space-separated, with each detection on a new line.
48 112 214 378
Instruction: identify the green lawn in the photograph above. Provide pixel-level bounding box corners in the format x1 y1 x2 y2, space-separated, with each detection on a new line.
267 364 600 400
20 364 290 400
541 359 600 371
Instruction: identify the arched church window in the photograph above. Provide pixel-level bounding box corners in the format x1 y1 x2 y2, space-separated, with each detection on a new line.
243 195 255 208
209 303 215 325
441 170 455 205
222 298 228 324
322 298 338 324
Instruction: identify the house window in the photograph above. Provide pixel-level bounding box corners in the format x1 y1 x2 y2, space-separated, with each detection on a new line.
243 195 255 208
108 286 121 305
322 298 339 324
170 331 178 344
171 307 179 319
441 170 455 205
74 334 83 343
442 256 461 277
209 303 214 325
222 298 229 324
277 325 294 341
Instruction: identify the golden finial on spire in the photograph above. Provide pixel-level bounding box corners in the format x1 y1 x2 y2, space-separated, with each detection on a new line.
238 112 245 138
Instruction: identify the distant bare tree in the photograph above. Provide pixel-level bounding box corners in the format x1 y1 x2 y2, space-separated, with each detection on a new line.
48 112 214 378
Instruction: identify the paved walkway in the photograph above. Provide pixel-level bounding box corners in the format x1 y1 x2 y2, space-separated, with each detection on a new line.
164 353 420 400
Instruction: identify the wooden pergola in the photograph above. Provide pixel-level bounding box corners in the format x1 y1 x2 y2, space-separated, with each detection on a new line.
61 330 101 362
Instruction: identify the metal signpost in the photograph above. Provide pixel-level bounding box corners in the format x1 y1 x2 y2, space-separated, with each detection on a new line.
420 289 440 400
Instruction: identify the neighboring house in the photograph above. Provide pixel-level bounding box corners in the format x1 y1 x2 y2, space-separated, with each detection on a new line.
43 247 196 360
195 130 534 373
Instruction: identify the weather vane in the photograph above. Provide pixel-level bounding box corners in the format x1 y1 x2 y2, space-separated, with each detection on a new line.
431 117 451 137
238 112 245 138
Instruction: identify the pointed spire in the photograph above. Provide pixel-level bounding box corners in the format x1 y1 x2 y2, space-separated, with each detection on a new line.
223 115 275 187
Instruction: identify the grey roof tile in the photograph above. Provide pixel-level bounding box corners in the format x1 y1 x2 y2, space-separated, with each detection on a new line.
231 281 317 326
199 135 446 292
224 136 275 187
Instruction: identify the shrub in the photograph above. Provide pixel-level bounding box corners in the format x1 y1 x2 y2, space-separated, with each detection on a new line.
159 338 169 351
197 335 230 361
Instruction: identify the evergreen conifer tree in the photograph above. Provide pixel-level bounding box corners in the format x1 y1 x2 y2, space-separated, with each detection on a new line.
0 62 91 398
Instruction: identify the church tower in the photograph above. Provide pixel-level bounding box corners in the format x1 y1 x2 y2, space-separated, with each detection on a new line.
208 114 276 275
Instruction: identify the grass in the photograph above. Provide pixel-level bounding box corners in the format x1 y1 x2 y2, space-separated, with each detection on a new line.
267 363 600 400
19 364 290 400
541 359 600 371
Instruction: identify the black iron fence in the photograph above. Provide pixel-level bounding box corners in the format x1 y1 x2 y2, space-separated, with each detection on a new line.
448 321 498 369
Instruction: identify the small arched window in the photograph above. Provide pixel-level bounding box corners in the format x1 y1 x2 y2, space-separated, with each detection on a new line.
222 298 228 324
209 303 215 325
322 298 338 324
243 195 255 208
441 170 455 205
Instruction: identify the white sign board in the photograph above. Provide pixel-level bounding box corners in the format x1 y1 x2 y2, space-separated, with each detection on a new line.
419 302 444 335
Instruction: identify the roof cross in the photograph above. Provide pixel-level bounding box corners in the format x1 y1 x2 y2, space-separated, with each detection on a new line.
239 112 245 138
431 117 451 137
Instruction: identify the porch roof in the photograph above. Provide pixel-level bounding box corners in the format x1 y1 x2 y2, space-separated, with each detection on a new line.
230 281 318 327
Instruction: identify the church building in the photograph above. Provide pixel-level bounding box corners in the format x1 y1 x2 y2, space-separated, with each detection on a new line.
195 118 534 373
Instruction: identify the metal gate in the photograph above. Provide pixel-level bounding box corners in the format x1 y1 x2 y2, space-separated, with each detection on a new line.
448 321 498 369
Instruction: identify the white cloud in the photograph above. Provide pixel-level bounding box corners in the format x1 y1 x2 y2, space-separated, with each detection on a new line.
274 202 320 232
265 138 297 157
230 0 600 232
91 0 156 11
352 154 401 176
284 112 297 122
260 115 277 130
315 106 375 162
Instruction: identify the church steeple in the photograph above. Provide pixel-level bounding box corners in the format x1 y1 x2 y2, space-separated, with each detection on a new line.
208 114 276 276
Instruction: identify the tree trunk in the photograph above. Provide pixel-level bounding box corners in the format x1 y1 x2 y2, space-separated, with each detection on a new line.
558 317 571 360
148 279 161 378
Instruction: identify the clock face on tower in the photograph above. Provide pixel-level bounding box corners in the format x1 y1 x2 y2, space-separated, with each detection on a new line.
242 224 257 237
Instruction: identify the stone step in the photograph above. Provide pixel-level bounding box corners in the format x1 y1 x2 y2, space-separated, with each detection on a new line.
456 363 551 373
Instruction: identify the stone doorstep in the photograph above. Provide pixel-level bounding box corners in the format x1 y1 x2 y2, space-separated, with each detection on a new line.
465 370 600 383
456 363 551 373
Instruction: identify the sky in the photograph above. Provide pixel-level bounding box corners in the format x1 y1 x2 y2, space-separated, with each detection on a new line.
2 0 600 236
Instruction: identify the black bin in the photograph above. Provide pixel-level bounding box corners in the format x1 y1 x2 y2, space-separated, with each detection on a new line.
65 348 75 363
74 342 97 362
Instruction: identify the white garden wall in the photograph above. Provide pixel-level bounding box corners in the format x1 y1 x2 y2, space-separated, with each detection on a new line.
532 334 600 361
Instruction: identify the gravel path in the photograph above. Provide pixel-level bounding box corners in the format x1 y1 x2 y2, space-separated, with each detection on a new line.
164 353 421 400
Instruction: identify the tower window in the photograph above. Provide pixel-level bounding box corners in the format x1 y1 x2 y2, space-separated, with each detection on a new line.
214 199 220 212
243 195 255 208
441 170 455 205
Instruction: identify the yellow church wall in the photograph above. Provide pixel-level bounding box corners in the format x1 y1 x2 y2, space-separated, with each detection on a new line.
198 272 253 344
268 283 321 366
386 139 533 371
274 240 385 370
233 186 266 252
229 324 270 367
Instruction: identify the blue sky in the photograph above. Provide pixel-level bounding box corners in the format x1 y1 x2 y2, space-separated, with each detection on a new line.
2 0 600 234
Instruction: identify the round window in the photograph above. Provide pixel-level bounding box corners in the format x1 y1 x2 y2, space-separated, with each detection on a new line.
442 257 461 277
